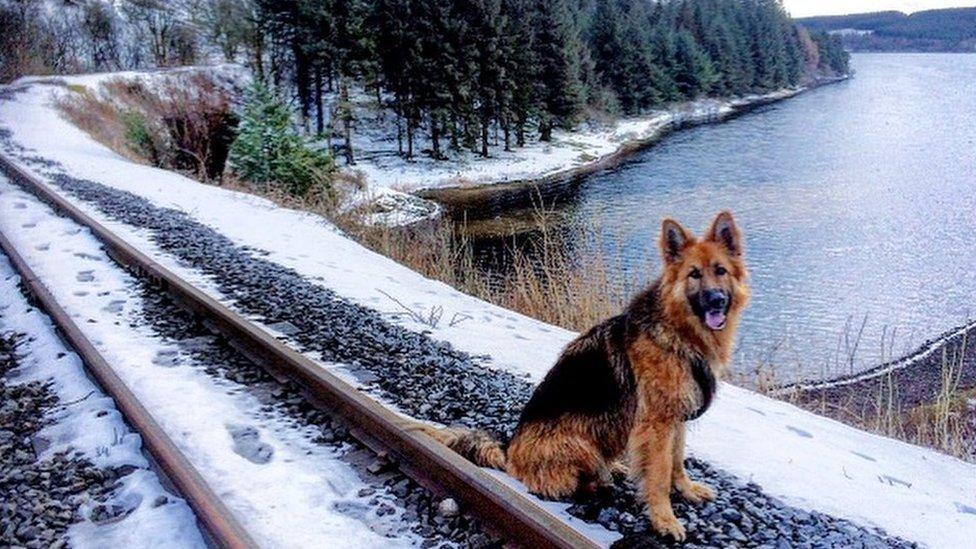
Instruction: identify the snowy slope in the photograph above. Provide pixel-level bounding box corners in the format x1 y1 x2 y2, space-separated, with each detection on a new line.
1 71 975 548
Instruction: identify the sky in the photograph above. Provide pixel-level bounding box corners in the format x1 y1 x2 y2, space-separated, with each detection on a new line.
782 0 975 18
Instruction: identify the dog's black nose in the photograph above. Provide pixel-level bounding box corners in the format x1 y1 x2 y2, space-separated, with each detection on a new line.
703 289 728 310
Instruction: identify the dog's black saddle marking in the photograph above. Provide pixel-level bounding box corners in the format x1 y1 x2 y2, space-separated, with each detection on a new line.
685 357 715 421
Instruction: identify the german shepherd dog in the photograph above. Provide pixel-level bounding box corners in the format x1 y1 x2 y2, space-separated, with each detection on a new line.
426 211 749 540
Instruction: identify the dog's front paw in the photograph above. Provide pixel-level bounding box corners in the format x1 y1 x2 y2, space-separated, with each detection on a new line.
677 480 716 504
650 508 687 541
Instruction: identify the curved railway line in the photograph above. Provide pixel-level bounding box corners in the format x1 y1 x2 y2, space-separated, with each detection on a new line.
0 153 598 549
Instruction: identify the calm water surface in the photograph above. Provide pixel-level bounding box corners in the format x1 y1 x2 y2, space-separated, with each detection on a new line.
460 54 976 381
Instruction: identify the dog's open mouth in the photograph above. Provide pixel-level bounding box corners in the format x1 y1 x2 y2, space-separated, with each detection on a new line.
704 309 727 331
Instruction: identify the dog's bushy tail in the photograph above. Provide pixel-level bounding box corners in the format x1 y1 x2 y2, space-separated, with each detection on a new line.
411 423 507 470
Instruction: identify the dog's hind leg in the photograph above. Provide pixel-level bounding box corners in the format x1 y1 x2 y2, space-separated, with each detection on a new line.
506 424 602 499
671 424 715 503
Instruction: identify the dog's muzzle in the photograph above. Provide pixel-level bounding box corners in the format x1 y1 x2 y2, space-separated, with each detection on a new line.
698 289 729 331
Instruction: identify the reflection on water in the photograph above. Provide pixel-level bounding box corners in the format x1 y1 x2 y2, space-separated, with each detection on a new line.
449 54 976 382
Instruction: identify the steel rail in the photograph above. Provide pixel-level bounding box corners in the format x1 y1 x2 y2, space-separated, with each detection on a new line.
0 214 258 548
0 154 600 549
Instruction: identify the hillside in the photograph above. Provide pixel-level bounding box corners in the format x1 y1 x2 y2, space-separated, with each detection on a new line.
798 7 976 52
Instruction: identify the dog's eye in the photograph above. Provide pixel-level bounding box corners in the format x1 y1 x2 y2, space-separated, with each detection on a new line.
689 268 702 280
715 265 727 276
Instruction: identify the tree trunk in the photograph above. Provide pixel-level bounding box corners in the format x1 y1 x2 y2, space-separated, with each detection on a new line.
406 116 414 158
341 79 354 165
314 67 324 136
395 99 404 156
480 113 489 157
539 119 552 142
450 113 459 151
430 115 441 160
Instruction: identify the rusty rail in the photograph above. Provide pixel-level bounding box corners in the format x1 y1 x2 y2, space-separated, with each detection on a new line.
0 218 258 548
0 154 600 549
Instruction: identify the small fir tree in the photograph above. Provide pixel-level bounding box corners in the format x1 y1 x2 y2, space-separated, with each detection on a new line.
229 79 334 197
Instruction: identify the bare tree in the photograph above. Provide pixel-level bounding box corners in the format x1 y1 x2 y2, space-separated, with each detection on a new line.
81 1 122 70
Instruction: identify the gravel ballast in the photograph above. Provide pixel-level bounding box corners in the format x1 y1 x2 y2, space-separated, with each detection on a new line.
3 149 915 546
0 332 132 548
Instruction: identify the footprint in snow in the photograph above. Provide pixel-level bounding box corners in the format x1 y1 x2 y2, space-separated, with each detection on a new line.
747 407 766 416
34 243 49 251
13 202 26 209
850 450 876 462
878 474 911 488
21 222 36 228
151 349 180 367
228 425 274 464
76 270 94 282
954 502 976 515
786 425 813 438
103 300 125 313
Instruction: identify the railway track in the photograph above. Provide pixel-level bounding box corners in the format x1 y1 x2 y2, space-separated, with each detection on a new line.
0 154 599 548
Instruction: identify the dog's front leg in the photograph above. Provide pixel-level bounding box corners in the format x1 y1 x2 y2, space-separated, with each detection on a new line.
630 418 685 541
672 423 716 503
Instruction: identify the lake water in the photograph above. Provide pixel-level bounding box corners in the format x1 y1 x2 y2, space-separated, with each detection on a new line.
455 54 976 382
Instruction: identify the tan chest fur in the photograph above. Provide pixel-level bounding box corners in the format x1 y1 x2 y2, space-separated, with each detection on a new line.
627 332 714 422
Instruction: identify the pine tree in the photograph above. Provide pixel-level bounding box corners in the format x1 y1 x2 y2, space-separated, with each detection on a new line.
673 29 716 98
469 0 505 157
503 0 540 147
229 79 334 197
533 0 586 140
648 21 682 102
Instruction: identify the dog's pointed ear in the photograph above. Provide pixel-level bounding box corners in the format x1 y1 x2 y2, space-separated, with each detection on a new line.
707 211 742 257
660 218 692 264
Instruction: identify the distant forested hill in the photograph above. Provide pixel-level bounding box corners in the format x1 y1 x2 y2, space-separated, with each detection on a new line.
797 7 976 52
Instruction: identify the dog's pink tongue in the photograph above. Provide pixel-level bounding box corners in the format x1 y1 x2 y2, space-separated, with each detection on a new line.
705 310 726 330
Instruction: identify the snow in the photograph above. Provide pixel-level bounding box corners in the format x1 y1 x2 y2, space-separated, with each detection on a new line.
0 224 205 548
0 177 425 548
2 69 975 548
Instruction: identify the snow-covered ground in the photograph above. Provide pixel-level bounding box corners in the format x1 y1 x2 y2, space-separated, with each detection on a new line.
2 71 976 548
0 177 434 547
0 242 204 548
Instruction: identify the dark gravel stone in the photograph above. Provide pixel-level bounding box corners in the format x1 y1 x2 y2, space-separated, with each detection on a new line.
0 332 137 547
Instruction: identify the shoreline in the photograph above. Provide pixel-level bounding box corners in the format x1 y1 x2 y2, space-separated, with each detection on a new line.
779 317 976 415
417 75 850 212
